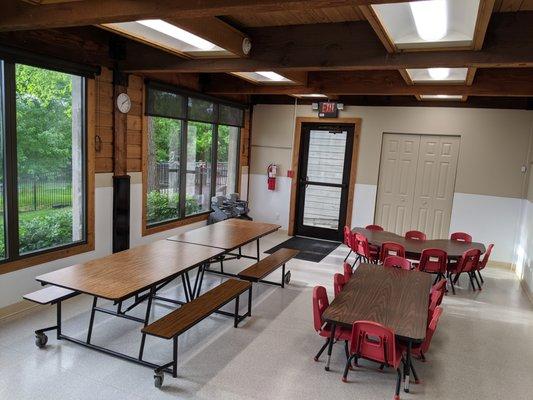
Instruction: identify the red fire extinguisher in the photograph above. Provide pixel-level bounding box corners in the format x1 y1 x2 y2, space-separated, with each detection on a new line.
267 164 277 191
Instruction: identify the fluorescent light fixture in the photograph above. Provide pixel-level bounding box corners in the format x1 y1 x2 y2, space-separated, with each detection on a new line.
137 19 216 51
428 67 450 80
420 94 462 100
293 94 328 98
409 0 448 41
255 71 286 81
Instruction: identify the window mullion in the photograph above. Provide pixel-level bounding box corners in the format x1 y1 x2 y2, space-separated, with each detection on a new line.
211 124 218 200
3 62 20 260
179 120 187 219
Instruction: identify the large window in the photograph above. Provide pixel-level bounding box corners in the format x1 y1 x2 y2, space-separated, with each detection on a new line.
145 83 243 228
0 60 87 264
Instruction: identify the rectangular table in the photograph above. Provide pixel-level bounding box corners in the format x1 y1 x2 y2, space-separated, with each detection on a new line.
34 240 224 372
167 219 281 284
322 263 432 392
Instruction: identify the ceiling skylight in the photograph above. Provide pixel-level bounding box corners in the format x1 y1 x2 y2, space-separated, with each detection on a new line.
102 20 232 57
292 94 328 98
232 72 294 84
420 94 463 100
372 0 480 49
406 68 468 83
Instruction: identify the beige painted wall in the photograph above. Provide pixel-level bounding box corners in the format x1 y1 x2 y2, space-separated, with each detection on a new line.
251 104 533 198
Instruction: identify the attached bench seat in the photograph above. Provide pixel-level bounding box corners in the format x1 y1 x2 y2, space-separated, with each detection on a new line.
142 278 251 388
23 286 78 305
238 248 299 287
23 286 79 348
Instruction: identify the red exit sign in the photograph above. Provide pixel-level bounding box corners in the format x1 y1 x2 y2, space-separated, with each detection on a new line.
318 101 338 118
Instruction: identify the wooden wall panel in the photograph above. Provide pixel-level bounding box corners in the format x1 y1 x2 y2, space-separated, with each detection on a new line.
126 74 144 172
95 67 114 173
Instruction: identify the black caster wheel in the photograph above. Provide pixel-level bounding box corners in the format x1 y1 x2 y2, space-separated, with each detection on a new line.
284 271 291 284
154 371 164 389
35 333 48 349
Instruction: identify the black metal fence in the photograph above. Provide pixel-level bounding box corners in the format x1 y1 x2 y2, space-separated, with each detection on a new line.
154 162 228 193
17 173 72 212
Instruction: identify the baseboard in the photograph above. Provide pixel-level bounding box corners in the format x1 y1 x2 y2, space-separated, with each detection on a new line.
520 279 533 305
487 261 513 270
0 300 40 321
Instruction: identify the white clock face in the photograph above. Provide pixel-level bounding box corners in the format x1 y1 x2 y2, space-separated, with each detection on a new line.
116 93 131 114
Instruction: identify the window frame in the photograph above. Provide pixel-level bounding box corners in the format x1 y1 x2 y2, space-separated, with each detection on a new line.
143 81 244 234
0 58 95 275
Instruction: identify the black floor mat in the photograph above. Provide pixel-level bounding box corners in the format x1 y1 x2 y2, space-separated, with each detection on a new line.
265 236 340 263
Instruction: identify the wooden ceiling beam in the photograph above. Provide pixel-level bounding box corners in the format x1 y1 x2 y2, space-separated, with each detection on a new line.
165 17 250 57
473 0 496 50
0 0 422 31
122 12 533 73
204 69 533 97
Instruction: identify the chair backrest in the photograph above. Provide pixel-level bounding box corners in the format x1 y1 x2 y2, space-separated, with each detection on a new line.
418 248 448 274
333 273 345 297
380 242 406 263
457 248 481 273
450 232 472 243
343 262 353 282
353 232 371 258
343 226 352 247
365 224 384 231
405 230 427 241
478 243 494 270
430 279 447 307
349 321 400 367
383 256 411 270
428 289 441 322
420 306 443 354
312 286 329 332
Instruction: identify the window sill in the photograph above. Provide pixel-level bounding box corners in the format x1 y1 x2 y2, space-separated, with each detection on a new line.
143 212 209 237
0 242 95 276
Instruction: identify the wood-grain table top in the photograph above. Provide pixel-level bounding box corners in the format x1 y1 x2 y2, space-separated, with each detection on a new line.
36 240 224 301
322 264 433 340
352 228 486 258
167 219 281 250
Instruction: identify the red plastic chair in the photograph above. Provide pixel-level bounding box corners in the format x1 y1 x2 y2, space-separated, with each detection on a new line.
342 321 404 400
312 286 351 362
417 248 448 282
352 232 379 265
383 256 411 271
427 288 441 323
334 273 346 297
400 306 443 363
430 279 447 307
449 248 481 294
476 243 494 284
343 226 353 262
343 262 353 282
450 232 472 243
380 242 406 263
405 230 426 241
365 224 384 231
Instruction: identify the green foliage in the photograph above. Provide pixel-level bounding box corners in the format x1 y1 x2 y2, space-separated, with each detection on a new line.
15 64 78 176
19 208 74 254
0 208 74 256
146 190 201 224
152 117 181 163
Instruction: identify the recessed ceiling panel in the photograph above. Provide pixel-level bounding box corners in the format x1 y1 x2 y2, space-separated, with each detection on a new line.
407 67 468 83
102 20 233 58
420 94 463 100
372 0 480 49
231 72 295 84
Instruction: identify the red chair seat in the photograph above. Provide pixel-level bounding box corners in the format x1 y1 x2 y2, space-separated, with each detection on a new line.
319 323 351 341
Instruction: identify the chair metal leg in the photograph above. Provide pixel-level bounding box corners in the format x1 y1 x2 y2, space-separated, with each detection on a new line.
468 273 477 291
344 340 350 360
395 368 402 399
344 250 352 262
477 270 484 284
410 361 420 384
449 274 456 295
472 272 482 290
342 355 355 382
314 338 330 361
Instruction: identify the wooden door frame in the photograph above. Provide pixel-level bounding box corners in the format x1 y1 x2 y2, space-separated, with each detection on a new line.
288 117 361 236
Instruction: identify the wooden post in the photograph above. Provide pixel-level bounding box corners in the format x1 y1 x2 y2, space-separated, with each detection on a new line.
113 84 128 176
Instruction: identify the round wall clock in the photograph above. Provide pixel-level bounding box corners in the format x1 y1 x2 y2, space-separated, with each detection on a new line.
116 93 131 114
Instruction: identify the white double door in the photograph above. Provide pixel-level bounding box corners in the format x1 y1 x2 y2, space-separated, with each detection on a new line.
375 133 460 239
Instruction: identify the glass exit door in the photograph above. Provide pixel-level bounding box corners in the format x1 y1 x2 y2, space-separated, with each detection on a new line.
295 123 354 241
